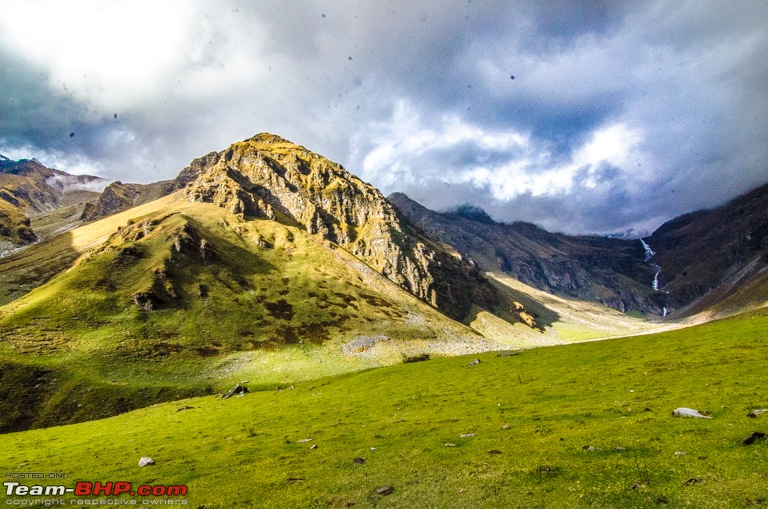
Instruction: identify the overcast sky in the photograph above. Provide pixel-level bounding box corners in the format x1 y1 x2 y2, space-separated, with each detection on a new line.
1 1 766 234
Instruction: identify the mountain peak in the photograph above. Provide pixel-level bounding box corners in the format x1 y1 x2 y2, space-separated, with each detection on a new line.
244 132 296 146
448 204 495 224
180 135 499 320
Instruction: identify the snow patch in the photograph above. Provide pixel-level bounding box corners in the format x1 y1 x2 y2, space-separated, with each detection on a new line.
46 174 110 193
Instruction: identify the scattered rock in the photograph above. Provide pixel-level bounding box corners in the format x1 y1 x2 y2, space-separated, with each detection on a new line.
297 438 313 443
310 444 318 450
467 359 481 366
496 351 520 357
582 445 596 451
287 477 304 482
132 291 160 311
460 433 476 438
376 486 394 496
674 451 687 456
742 431 766 445
222 384 248 399
353 457 365 465
683 478 703 486
138 457 154 467
176 405 194 412
445 443 457 447
370 447 377 451
502 424 511 430
747 409 768 418
488 450 502 455
613 447 626 452
672 408 711 419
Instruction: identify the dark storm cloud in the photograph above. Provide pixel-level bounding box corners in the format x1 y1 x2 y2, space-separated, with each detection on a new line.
0 0 766 233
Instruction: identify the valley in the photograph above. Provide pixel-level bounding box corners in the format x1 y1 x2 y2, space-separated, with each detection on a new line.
1 133 766 508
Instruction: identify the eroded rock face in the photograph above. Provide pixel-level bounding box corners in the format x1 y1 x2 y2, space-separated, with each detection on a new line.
182 133 497 320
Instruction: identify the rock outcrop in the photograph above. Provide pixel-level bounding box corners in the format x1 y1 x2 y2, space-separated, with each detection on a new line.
81 180 177 222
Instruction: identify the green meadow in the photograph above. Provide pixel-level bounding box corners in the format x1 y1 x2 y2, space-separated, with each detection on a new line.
2 307 767 508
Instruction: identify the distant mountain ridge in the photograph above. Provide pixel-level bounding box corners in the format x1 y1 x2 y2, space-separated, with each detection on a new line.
390 193 662 314
0 156 107 253
3 145 766 321
391 183 768 318
645 182 768 317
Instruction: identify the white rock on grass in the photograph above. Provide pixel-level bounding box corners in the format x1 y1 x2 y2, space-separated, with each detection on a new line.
138 457 155 467
672 408 711 419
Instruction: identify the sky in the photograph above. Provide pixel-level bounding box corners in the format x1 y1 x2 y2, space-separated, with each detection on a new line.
1 0 766 235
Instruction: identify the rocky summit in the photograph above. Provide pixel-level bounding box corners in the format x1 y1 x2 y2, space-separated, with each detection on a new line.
181 133 498 321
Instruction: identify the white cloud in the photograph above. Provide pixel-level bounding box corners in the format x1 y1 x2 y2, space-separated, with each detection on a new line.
0 0 269 112
356 100 645 202
0 141 109 179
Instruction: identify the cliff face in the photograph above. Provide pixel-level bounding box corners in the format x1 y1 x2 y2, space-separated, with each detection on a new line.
80 180 176 222
646 182 768 315
182 133 498 321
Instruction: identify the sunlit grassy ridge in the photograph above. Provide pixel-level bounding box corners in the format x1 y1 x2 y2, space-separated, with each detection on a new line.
2 308 766 508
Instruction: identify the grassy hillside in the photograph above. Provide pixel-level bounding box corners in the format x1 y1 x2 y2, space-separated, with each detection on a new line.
2 307 766 508
0 193 510 431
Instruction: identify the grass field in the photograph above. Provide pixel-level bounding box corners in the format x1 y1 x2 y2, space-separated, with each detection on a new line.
2 307 766 508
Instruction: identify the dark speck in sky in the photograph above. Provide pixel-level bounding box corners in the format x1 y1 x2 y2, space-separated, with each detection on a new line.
69 132 75 138
510 75 515 80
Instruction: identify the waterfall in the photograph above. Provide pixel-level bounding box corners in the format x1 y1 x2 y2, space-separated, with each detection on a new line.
640 239 662 291
663 307 668 317
640 239 655 261
652 264 661 291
